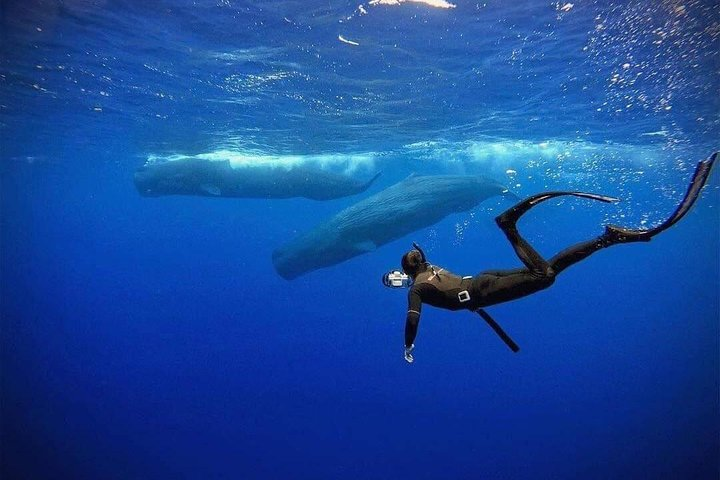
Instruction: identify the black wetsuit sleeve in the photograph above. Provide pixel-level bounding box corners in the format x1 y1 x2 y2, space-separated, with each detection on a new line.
405 287 423 347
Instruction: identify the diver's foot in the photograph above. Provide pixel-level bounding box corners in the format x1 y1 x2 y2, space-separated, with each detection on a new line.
602 224 652 244
495 191 619 230
601 152 717 245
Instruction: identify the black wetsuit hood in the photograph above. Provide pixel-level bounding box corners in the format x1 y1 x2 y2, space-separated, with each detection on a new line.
402 242 431 277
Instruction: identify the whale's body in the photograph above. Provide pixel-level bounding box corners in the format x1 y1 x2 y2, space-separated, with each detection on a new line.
272 175 509 279
134 158 380 200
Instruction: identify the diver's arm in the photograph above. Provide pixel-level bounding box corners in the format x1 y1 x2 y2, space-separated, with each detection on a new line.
404 287 422 363
405 310 420 347
405 287 422 347
404 312 419 364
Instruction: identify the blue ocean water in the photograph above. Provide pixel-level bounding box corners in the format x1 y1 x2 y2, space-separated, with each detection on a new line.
1 0 719 478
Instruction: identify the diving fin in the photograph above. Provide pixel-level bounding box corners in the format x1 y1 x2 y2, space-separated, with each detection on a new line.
496 191 620 228
605 152 717 243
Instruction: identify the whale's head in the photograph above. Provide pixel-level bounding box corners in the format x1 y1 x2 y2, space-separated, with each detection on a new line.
133 164 164 196
271 227 355 280
134 159 226 197
134 162 197 197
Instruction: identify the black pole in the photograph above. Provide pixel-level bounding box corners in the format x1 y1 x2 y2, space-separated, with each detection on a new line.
476 309 520 353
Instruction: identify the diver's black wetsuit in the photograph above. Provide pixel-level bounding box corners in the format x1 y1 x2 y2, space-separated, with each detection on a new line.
404 228 609 347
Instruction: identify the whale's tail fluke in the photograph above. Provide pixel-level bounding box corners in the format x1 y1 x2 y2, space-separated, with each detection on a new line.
360 171 382 192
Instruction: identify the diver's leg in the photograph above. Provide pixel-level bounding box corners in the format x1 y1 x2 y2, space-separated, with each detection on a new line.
473 232 613 307
495 216 554 277
549 233 614 275
494 191 619 276
472 268 556 307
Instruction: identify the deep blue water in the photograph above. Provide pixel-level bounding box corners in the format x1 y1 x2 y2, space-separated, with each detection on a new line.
1 1 719 479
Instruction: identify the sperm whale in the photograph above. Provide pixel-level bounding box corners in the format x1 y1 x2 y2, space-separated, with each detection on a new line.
272 174 510 279
134 158 381 200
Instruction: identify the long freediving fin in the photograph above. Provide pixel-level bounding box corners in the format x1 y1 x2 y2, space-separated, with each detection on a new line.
605 152 717 243
496 191 620 228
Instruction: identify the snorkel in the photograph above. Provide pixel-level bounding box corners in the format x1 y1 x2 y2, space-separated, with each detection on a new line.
412 242 427 265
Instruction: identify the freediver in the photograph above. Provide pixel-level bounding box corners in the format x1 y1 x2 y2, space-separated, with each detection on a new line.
382 153 717 363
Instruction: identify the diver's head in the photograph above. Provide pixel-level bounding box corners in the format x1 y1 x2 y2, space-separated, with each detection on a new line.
382 242 429 289
401 249 427 278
